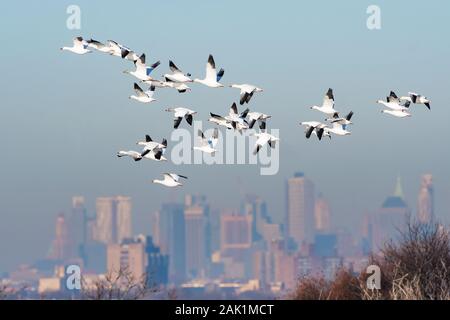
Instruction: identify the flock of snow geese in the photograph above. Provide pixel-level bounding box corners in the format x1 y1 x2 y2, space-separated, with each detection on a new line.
61 36 432 187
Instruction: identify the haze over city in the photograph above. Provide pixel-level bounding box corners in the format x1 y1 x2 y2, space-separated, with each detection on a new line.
1 0 449 285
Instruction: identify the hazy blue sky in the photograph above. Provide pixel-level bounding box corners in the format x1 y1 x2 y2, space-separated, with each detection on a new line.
1 1 449 272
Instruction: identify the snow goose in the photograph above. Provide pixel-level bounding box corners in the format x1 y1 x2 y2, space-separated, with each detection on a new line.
136 135 167 150
299 121 328 140
310 88 339 117
381 109 411 118
106 40 130 58
152 173 187 187
140 148 167 162
124 54 160 81
86 39 112 53
164 60 193 83
401 92 431 110
61 37 91 55
208 113 234 130
159 77 192 93
326 111 354 126
225 103 249 132
165 107 197 129
325 122 351 136
247 112 271 129
229 84 263 105
129 83 156 103
376 91 409 111
194 55 225 88
117 150 143 161
194 129 219 155
252 132 279 155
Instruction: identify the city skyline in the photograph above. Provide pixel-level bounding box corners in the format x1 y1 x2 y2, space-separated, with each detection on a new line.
1 1 450 293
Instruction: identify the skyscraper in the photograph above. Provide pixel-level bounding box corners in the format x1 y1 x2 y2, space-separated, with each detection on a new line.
184 202 206 278
417 174 434 224
107 236 146 280
314 194 331 232
49 213 68 260
67 196 86 258
158 203 186 284
145 236 169 287
286 172 315 248
94 196 132 244
372 177 410 252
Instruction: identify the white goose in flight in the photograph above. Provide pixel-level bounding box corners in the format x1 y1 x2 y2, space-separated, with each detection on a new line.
164 60 193 83
208 113 234 130
252 132 279 155
165 107 197 129
376 91 410 111
124 54 160 81
152 173 187 187
310 88 339 117
247 112 271 130
86 39 112 53
136 135 167 151
129 83 156 103
401 92 431 110
326 111 354 126
194 55 225 88
229 84 263 105
61 37 91 55
381 109 411 118
194 129 219 155
158 78 192 93
299 121 328 141
140 148 167 162
117 151 143 161
107 40 131 58
225 103 249 132
325 122 351 136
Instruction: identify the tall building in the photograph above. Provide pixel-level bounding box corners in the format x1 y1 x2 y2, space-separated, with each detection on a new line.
67 196 86 258
106 236 146 281
417 174 434 224
145 236 169 287
95 196 132 244
286 172 315 248
241 194 273 243
314 194 331 232
158 203 186 284
184 201 206 278
49 213 68 260
372 177 410 252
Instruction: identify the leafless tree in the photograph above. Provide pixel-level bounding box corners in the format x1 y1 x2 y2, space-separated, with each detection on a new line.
81 266 158 300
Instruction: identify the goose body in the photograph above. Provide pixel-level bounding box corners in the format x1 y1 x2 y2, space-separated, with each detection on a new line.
152 173 187 187
124 54 160 82
376 91 409 111
61 37 91 55
194 129 219 154
381 109 411 118
129 83 156 103
300 121 328 140
401 92 431 110
247 112 271 129
194 54 225 88
310 88 339 117
229 84 263 105
117 150 142 161
164 61 193 83
165 107 197 129
252 132 279 155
